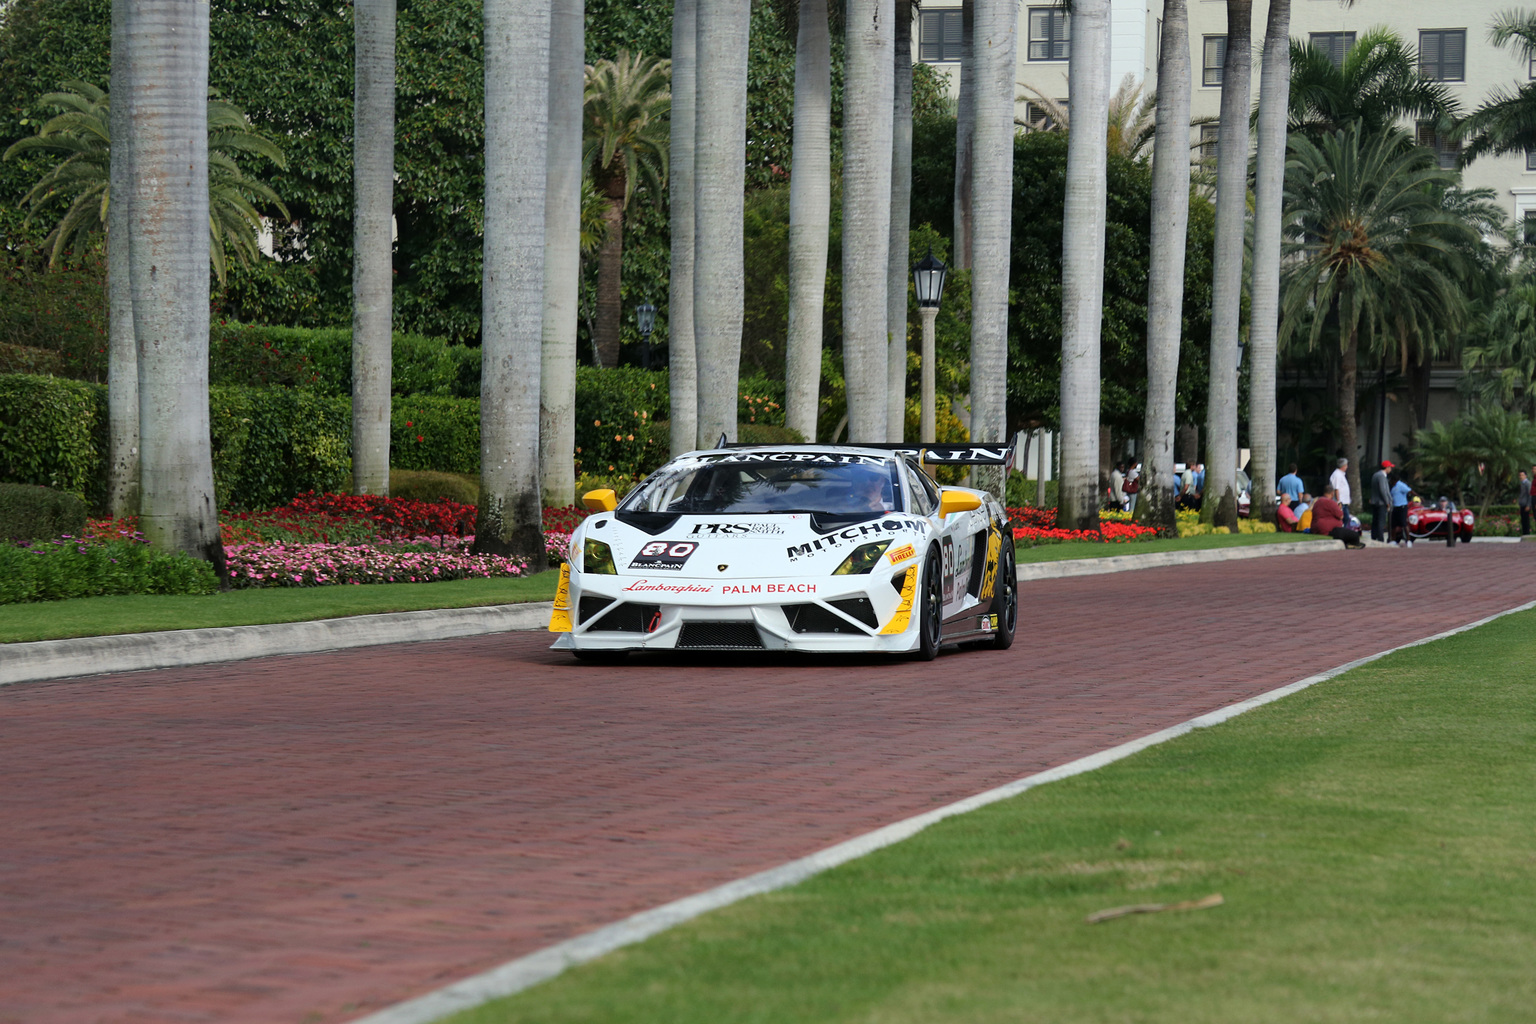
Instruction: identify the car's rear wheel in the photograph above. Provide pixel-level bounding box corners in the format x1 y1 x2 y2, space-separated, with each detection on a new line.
989 538 1017 650
915 547 943 661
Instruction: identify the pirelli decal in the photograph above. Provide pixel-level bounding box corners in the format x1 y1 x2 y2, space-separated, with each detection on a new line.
548 563 573 632
977 528 1002 603
880 566 919 635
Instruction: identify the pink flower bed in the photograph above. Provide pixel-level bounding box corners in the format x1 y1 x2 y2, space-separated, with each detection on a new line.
226 538 528 588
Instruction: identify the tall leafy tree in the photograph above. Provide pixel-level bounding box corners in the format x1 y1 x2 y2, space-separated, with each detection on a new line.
1247 0 1290 523
542 0 584 503
1288 28 1457 139
843 0 894 442
1202 0 1251 530
584 50 669 368
1457 10 1536 163
1138 0 1192 535
123 0 223 568
886 0 913 441
668 0 697 455
1281 125 1484 505
785 0 830 443
351 0 395 497
1056 0 1109 530
693 0 749 445
478 0 549 560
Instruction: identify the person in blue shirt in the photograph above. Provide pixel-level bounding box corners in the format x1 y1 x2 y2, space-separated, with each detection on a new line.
1278 464 1304 504
1389 472 1413 546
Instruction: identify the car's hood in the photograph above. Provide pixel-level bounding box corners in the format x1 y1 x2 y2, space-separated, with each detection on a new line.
576 511 930 579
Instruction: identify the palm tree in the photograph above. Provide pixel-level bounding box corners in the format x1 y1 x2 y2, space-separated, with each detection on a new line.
886 0 914 442
351 0 396 498
1138 0 1192 536
1281 125 1485 506
123 0 223 567
952 0 974 270
1463 266 1536 418
584 51 669 369
479 0 550 560
785 0 830 444
1457 10 1536 164
1056 0 1109 530
1202 0 1252 530
693 0 750 445
541 0 584 505
668 0 698 455
843 0 894 443
108 2 136 519
1247 0 1290 524
1018 75 1159 161
1288 28 1457 139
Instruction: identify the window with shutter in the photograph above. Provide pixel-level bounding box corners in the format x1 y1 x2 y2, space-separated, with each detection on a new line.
918 9 964 63
1200 124 1220 163
1027 7 1069 61
1524 211 1536 245
1526 147 1536 171
1309 32 1355 68
1415 120 1460 169
1419 29 1465 81
1203 36 1226 86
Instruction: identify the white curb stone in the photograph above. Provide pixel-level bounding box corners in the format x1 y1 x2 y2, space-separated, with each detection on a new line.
1015 538 1340 581
0 602 554 688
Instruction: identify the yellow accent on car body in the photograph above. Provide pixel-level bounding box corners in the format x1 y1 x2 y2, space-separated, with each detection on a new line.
548 562 573 632
977 527 1002 602
581 488 617 512
879 565 919 634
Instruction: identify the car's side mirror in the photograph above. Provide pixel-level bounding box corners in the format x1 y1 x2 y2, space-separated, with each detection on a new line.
582 488 618 512
938 489 982 517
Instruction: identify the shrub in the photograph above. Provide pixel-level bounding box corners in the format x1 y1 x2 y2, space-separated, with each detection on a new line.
0 537 218 604
0 373 105 498
210 386 352 510
0 483 87 542
0 247 109 382
387 469 479 505
574 367 670 479
390 396 481 475
209 321 480 397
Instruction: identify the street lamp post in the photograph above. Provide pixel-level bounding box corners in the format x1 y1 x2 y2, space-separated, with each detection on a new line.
912 250 948 444
635 301 657 369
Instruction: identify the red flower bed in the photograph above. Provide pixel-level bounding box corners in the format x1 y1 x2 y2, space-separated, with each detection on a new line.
543 504 592 534
1005 507 1158 544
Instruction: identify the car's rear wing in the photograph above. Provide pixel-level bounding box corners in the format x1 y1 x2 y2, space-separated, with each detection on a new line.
716 437 1017 470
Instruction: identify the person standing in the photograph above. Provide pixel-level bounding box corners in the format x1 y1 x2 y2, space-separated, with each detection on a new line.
1390 472 1413 546
1278 463 1304 504
1369 460 1393 543
1109 461 1126 511
1329 458 1352 523
1124 459 1142 513
1519 468 1532 537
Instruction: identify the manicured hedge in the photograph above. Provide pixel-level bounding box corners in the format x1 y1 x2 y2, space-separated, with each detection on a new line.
0 374 105 498
210 386 352 510
210 322 480 397
0 538 219 604
0 483 87 542
390 395 481 475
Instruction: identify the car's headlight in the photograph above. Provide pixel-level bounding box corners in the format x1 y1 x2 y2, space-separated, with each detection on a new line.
583 538 617 575
832 541 890 575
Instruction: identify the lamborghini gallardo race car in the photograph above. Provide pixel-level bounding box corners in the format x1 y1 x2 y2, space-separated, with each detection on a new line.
549 443 1019 660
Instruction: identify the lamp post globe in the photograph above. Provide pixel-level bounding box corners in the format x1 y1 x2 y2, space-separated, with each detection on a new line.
635 301 657 369
911 251 947 443
912 249 948 309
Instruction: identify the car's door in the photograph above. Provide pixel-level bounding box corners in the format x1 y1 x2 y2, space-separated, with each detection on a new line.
903 461 984 620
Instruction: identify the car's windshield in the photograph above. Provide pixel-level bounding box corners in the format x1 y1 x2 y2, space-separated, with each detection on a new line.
621 454 904 515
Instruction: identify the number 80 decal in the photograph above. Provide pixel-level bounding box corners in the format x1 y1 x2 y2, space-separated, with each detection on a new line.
628 539 699 571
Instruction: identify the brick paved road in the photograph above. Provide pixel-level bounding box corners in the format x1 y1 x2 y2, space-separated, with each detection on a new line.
2 544 1533 1024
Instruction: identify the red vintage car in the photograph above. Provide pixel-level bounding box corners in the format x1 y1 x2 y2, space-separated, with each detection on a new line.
1404 502 1474 544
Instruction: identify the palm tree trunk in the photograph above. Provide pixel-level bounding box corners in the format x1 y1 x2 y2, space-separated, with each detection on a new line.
1138 0 1191 535
125 0 223 571
107 0 139 519
1202 0 1251 530
1341 325 1361 504
352 0 395 498
886 0 913 442
540 0 582 503
785 0 830 443
952 0 974 269
1056 0 1109 530
479 0 550 560
969 0 1015 494
1247 0 1289 525
842 0 895 444
594 188 624 367
668 0 698 455
693 0 750 445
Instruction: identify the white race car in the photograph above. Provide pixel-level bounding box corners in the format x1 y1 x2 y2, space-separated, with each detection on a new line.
549 443 1019 660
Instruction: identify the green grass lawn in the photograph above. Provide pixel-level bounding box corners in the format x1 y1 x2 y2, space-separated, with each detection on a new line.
1017 530 1332 564
443 608 1536 1024
0 572 558 643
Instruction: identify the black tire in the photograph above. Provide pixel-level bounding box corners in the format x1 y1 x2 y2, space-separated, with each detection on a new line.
573 649 630 663
989 537 1017 650
1460 531 1472 544
914 547 943 661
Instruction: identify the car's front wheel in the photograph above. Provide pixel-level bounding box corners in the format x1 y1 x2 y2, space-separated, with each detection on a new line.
914 547 943 661
989 538 1017 650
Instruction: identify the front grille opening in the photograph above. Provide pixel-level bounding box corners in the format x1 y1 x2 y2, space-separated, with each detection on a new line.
677 622 764 649
578 595 611 625
784 600 875 634
590 602 662 633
